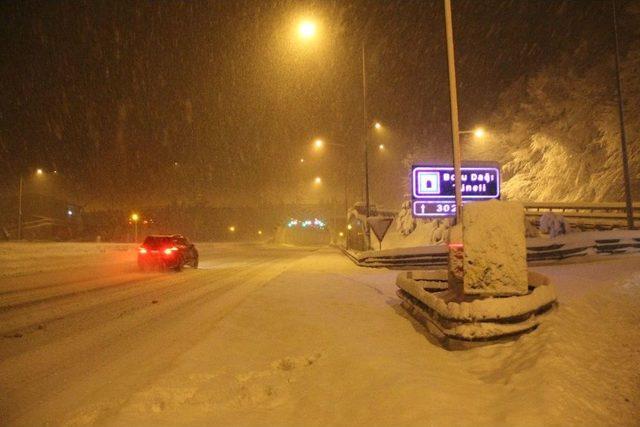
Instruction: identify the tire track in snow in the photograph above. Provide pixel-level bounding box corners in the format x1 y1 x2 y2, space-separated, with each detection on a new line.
0 252 303 426
0 259 268 347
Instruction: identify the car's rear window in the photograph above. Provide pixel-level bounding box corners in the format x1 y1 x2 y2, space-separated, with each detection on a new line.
142 236 172 248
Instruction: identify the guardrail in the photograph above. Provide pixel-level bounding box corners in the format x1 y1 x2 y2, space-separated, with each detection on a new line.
523 202 639 229
342 231 640 269
362 202 639 230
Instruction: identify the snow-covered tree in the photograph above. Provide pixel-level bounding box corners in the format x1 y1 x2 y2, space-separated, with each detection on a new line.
466 39 640 202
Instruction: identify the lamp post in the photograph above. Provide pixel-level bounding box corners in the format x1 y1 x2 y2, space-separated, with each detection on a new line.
611 0 635 229
17 174 23 240
17 168 48 240
311 138 349 222
362 40 370 223
443 0 463 224
130 213 140 242
295 19 376 245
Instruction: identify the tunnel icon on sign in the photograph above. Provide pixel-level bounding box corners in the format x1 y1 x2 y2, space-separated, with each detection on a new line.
418 171 440 195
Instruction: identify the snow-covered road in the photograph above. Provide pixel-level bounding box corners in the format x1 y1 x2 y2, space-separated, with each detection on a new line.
0 243 316 426
1 243 639 426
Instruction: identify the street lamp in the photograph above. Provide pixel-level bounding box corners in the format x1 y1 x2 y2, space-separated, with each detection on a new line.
228 225 236 232
611 0 634 228
459 127 486 139
374 122 382 130
314 176 322 185
443 0 463 224
378 144 385 151
17 168 47 240
293 19 376 246
130 213 140 242
298 20 317 39
309 138 349 214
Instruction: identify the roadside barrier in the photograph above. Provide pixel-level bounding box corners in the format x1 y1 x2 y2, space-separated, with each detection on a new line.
341 231 640 269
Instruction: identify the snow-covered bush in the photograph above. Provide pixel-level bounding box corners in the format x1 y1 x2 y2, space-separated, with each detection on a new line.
396 200 416 236
431 219 450 244
539 212 570 238
524 218 540 238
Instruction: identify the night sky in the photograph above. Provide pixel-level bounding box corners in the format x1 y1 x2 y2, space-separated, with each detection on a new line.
0 0 632 209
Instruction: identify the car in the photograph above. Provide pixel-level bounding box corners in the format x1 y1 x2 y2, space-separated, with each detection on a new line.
137 234 199 271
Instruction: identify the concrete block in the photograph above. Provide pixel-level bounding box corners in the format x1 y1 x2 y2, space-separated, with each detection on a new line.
462 200 528 296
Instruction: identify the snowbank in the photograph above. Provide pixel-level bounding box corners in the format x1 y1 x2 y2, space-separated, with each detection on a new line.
351 229 640 269
0 242 136 277
104 249 639 426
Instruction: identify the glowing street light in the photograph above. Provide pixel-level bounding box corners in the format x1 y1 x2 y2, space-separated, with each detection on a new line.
258 230 263 235
314 176 322 185
313 138 324 150
378 144 385 151
459 127 487 140
130 213 140 242
298 20 317 39
292 20 373 245
228 226 236 232
18 168 52 239
374 122 382 130
300 158 305 163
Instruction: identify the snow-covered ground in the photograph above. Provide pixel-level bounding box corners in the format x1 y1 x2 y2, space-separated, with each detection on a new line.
0 242 136 278
1 243 639 425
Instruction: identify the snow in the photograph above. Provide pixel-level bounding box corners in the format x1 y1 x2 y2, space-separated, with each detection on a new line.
0 242 136 278
463 200 529 295
371 217 450 250
1 243 639 425
366 198 636 258
353 228 640 268
397 270 556 322
539 212 571 237
395 200 416 236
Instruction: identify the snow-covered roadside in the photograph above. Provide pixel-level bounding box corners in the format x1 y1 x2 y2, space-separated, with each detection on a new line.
0 242 137 278
101 249 640 426
351 229 640 269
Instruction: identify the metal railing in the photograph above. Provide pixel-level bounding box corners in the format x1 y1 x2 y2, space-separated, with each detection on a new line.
523 202 639 229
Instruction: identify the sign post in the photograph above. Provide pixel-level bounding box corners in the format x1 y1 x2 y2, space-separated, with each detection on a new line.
443 0 463 224
367 217 394 251
411 164 500 218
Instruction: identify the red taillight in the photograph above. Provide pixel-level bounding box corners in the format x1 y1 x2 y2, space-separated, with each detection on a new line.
139 247 147 254
163 247 178 255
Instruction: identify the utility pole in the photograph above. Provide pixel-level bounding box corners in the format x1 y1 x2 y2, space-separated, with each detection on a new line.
612 0 635 229
17 174 23 240
344 149 349 219
362 39 372 246
444 0 463 224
